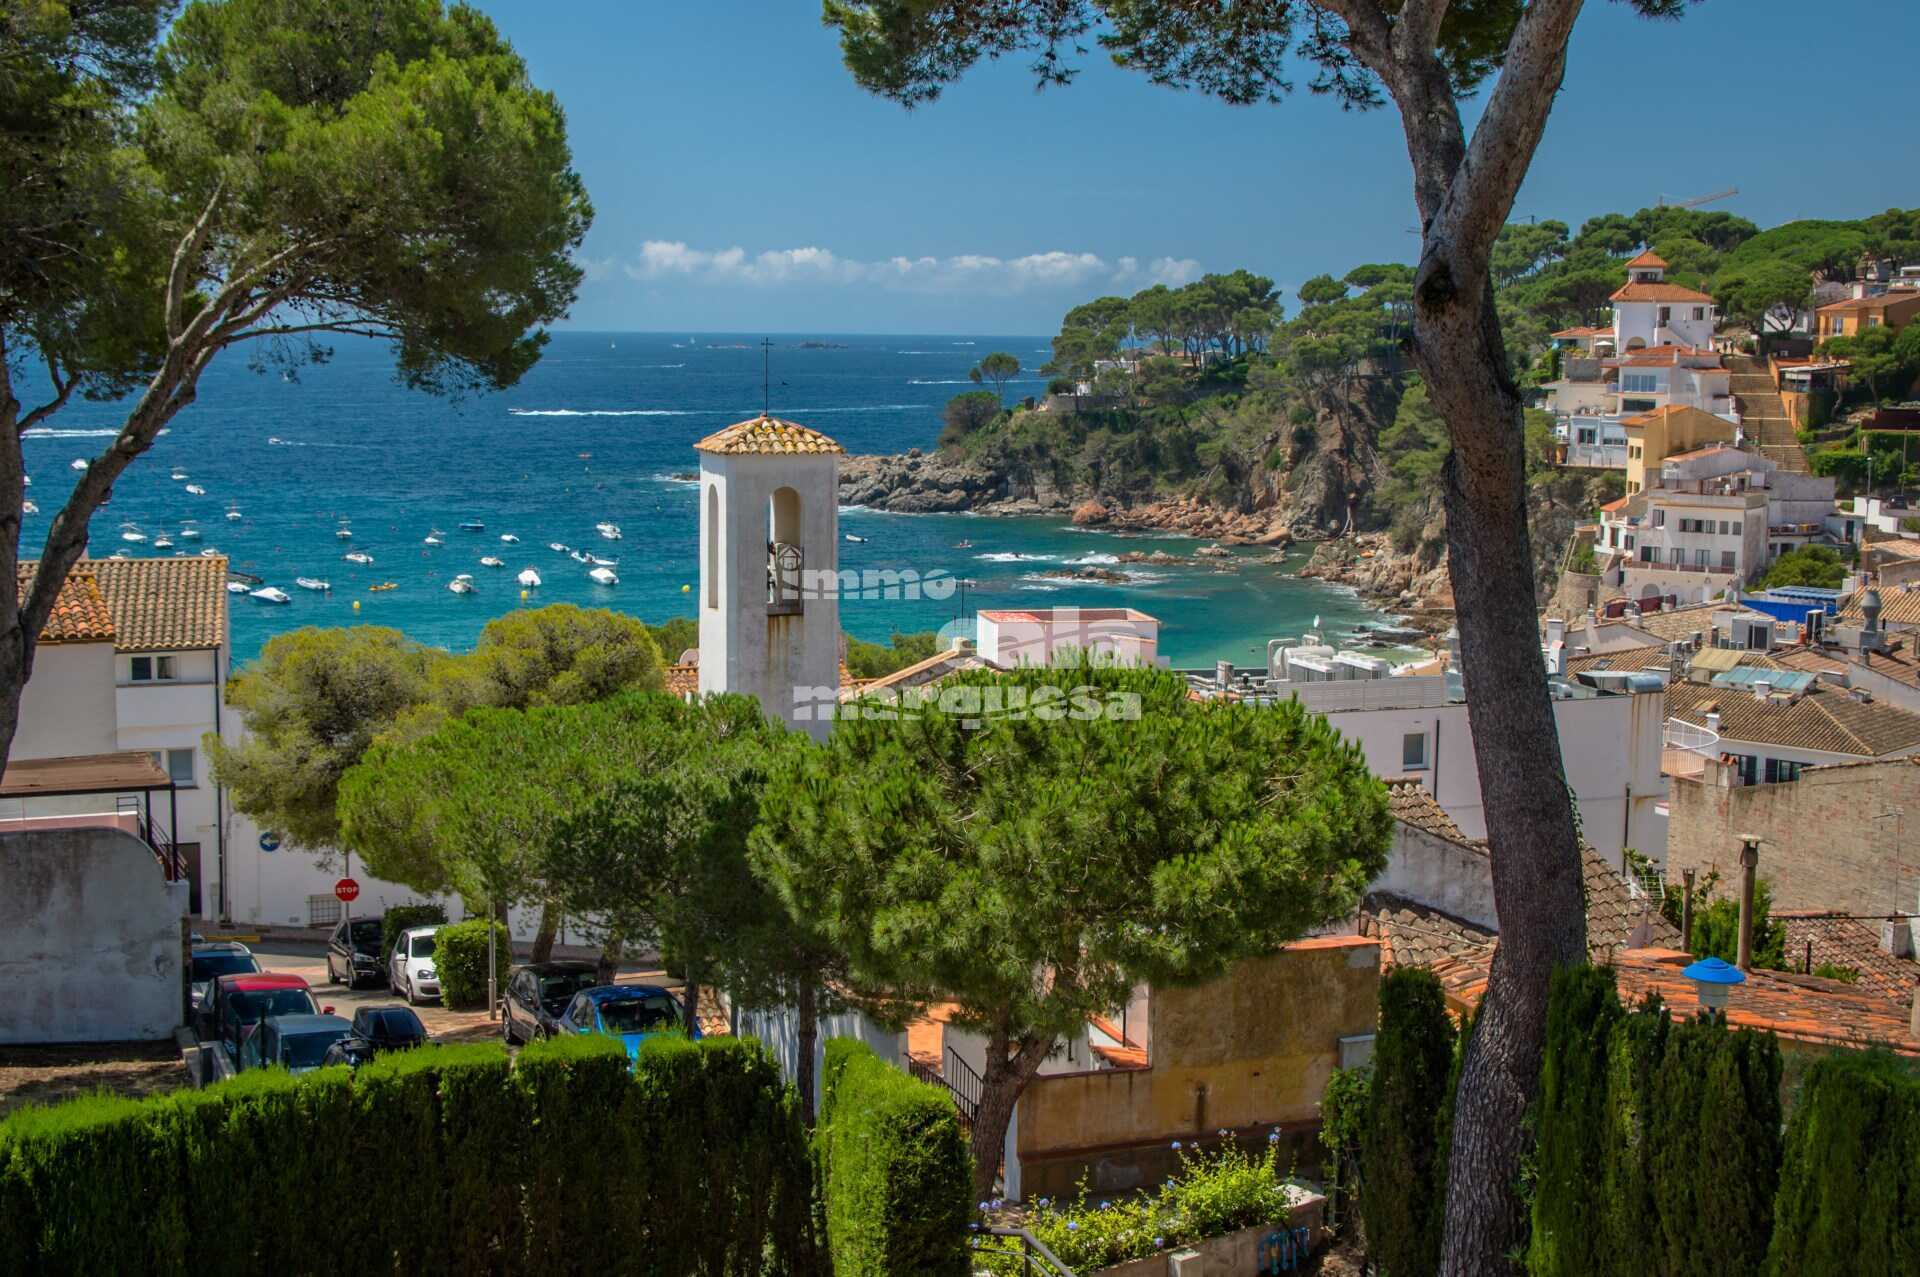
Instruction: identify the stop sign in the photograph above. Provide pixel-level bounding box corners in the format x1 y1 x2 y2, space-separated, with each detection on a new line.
334 878 360 903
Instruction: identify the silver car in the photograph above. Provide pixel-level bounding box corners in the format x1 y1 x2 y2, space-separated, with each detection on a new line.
387 925 442 1005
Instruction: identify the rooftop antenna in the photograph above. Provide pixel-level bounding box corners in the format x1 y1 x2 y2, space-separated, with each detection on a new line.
761 338 774 417
1656 186 1739 210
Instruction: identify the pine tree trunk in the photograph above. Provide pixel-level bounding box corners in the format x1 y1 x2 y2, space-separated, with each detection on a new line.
530 901 559 963
1415 277 1589 1277
795 979 819 1127
596 933 624 986
966 1033 1049 1204
681 970 701 1037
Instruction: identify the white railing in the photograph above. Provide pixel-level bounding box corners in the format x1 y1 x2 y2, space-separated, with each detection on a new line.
1663 718 1720 756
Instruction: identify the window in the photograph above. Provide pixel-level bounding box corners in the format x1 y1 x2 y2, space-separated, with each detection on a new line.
1401 732 1428 770
1625 535 1636 552
1652 510 1666 527
1721 550 1736 571
1764 759 1804 784
1695 549 1709 567
1622 373 1659 393
1867 316 1882 328
129 655 176 682
1671 548 1686 565
1658 306 1672 325
1731 754 1759 786
1692 307 1706 321
1732 519 1742 535
150 748 195 788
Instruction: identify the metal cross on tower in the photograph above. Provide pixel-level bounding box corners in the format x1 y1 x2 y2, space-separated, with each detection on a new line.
761 337 774 416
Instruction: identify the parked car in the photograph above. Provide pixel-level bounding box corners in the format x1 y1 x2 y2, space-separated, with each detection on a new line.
207 973 328 1061
319 1037 380 1069
325 916 387 988
387 925 442 1005
557 985 690 1059
500 961 600 1046
240 1013 353 1074
349 1005 428 1055
189 942 259 1013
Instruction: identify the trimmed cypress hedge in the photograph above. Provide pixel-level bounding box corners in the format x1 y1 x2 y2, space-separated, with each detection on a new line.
435 917 510 1009
817 1037 971 1276
1766 1051 1920 1275
1527 972 1782 1277
1360 967 1456 1277
0 1035 822 1276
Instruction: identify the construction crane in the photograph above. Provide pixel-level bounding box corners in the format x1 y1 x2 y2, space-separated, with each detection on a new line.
1656 187 1739 210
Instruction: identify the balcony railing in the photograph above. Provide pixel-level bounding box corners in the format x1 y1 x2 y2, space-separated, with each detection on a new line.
1664 718 1721 756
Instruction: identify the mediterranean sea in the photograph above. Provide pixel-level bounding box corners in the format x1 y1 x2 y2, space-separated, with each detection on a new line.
20 331 1390 667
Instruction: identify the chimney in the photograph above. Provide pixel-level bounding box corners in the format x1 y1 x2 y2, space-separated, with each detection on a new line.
1736 836 1760 971
1547 618 1567 647
1705 710 1722 736
1912 979 1920 1044
1681 867 1696 953
1216 660 1234 689
1884 916 1914 960
1753 680 1771 702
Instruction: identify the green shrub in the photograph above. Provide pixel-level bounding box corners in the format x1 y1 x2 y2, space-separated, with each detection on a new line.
1361 968 1455 1277
1317 1063 1371 1233
1767 1051 1920 1274
381 902 448 960
1005 1144 1306 1274
1528 966 1625 1277
518 1032 638 1265
0 1092 159 1273
817 1037 970 1276
435 917 509 1009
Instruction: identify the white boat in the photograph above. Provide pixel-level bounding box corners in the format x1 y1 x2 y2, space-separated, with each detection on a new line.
200 548 220 558
458 519 485 531
336 528 353 540
517 568 541 587
845 534 867 543
179 525 201 540
589 554 618 567
21 500 37 515
152 536 173 549
295 577 330 591
548 542 570 553
588 566 618 586
343 551 373 565
596 522 622 540
21 475 29 486
479 556 504 568
448 575 475 595
500 533 520 544
225 509 243 521
250 586 291 604
120 527 146 543
170 468 187 481
70 459 88 472
109 551 127 559
423 533 442 546
569 550 591 563
185 484 206 495
226 581 248 594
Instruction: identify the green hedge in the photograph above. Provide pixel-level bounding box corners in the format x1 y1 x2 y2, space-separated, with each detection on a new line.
0 1036 821 1276
1766 1051 1920 1275
436 917 509 1009
817 1037 971 1276
1360 968 1456 1277
381 902 448 960
1526 969 1782 1277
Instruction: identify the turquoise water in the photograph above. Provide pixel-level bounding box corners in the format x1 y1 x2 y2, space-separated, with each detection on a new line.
19 332 1386 667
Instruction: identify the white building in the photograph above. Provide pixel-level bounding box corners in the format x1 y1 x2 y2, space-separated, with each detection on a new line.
695 414 844 739
976 606 1161 669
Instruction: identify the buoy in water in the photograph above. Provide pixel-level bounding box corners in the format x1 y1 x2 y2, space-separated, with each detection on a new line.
519 589 528 601
681 584 691 593
352 600 360 611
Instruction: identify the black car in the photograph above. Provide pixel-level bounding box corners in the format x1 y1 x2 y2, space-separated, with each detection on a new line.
501 961 600 1046
325 916 386 988
320 1036 380 1069
349 1005 429 1054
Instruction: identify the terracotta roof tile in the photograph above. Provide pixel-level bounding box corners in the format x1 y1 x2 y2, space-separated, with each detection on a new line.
1841 587 1920 629
1777 912 1920 1005
693 414 845 456
24 556 230 653
663 663 698 697
1562 645 1673 677
18 567 115 645
1617 601 1725 642
1665 678 1920 757
1816 293 1920 315
1385 779 1473 845
1625 251 1669 269
1552 324 1613 339
1611 281 1716 304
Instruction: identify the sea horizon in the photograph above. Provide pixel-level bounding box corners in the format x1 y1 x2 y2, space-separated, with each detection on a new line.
18 329 1391 669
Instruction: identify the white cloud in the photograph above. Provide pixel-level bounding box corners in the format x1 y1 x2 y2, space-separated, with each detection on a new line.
621 241 1194 294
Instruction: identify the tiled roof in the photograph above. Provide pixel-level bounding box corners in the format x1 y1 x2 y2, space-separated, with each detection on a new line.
1563 645 1673 677
1777 912 1920 1005
19 566 115 645
1840 587 1920 629
1430 946 1919 1056
1816 293 1920 314
25 556 230 653
693 414 845 456
844 644 1005 698
1663 444 1740 463
1552 324 1614 339
1385 779 1473 845
1866 538 1920 562
1664 678 1920 757
1625 251 1669 269
1619 601 1725 642
1598 495 1633 514
1611 281 1716 304
663 663 698 696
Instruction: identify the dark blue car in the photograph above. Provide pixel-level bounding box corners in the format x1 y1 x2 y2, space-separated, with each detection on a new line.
557 985 691 1059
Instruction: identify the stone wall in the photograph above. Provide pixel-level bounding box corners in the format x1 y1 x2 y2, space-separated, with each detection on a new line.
0 828 188 1044
1665 757 1920 915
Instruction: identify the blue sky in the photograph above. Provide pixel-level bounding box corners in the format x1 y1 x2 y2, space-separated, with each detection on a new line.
480 1 1920 335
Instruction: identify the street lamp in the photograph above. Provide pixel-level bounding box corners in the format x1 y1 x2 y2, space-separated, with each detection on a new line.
1683 956 1746 1018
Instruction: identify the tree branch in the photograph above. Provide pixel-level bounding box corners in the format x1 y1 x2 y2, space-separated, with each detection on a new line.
16 356 76 435
1425 0 1585 275
1390 0 1453 65
166 178 226 342
218 319 398 347
1313 0 1393 72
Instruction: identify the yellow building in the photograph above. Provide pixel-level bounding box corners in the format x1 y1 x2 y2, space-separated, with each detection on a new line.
1816 291 1920 341
1621 404 1740 495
